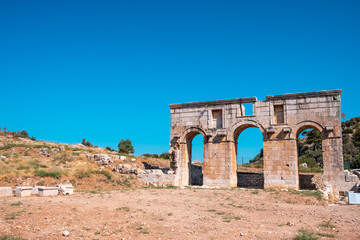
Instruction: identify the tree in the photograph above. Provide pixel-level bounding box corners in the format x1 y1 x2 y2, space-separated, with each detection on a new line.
118 139 134 154
353 127 360 147
81 138 93 147
160 152 170 159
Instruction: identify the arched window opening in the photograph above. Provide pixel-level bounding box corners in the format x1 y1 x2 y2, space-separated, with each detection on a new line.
235 127 264 189
297 128 324 190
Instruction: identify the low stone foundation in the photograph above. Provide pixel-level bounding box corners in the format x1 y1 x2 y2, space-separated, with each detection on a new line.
190 165 203 185
237 172 264 188
140 173 176 187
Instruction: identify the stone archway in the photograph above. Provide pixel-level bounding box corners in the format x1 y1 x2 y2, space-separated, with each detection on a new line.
231 121 266 188
169 90 345 195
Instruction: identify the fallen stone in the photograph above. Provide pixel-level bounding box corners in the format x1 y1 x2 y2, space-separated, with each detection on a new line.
62 231 70 237
299 163 308 168
32 186 45 195
347 191 360 204
57 184 74 195
114 164 143 175
94 154 113 165
14 187 32 197
0 187 13 197
38 187 59 197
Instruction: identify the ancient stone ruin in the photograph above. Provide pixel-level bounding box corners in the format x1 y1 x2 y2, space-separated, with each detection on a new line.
168 90 353 195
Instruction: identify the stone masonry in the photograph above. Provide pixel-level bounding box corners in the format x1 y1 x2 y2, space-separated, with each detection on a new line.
169 90 346 195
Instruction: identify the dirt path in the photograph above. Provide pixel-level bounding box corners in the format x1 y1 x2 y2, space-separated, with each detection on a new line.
1 188 359 240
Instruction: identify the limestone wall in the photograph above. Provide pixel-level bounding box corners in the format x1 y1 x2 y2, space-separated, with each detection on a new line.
169 90 346 195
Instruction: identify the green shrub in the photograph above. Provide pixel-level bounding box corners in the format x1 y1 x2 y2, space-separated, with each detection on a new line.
82 138 93 147
29 160 47 169
290 190 322 201
294 229 318 240
91 170 112 180
74 169 92 179
16 165 29 170
34 170 63 179
343 128 354 134
54 152 74 163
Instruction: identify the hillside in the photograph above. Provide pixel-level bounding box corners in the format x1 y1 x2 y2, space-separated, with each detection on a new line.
0 132 171 189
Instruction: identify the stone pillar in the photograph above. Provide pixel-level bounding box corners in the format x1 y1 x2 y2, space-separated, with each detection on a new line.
263 139 299 189
177 142 190 186
202 139 237 187
322 137 345 193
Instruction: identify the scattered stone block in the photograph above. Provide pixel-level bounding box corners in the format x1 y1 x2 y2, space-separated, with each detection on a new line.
0 187 13 197
347 191 360 205
38 187 59 197
345 174 358 182
57 184 74 195
120 156 126 160
14 187 32 197
31 186 45 195
94 154 113 165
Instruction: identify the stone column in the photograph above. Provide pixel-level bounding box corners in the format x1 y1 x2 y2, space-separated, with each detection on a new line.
322 137 345 193
263 139 299 189
202 139 237 187
177 142 190 186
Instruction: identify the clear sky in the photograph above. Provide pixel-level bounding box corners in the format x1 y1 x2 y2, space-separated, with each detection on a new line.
1 1 359 161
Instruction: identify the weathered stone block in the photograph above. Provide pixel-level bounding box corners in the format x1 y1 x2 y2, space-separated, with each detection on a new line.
57 185 74 195
14 187 32 197
31 186 45 195
0 187 13 197
38 187 59 197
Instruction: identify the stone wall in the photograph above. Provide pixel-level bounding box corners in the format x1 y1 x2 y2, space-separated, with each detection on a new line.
169 90 347 195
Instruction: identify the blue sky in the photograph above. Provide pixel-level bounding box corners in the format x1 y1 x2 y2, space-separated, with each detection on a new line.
1 1 359 162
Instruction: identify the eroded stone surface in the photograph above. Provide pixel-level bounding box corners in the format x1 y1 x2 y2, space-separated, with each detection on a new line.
0 187 13 197
168 90 349 195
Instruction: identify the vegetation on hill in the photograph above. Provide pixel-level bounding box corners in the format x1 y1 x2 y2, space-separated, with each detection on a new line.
118 139 135 154
142 152 170 160
0 128 35 140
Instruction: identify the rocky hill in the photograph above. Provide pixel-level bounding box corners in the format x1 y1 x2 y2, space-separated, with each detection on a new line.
0 132 171 190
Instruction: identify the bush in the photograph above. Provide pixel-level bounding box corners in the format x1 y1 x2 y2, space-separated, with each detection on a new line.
160 152 170 159
106 146 116 152
91 170 112 180
82 138 93 147
54 152 74 163
34 170 63 179
74 169 92 179
118 139 134 154
343 128 354 134
294 229 318 240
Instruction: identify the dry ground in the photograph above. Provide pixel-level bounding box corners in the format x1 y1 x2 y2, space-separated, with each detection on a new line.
1 187 359 240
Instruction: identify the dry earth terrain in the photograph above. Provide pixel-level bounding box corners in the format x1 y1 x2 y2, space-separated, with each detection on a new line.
0 135 359 240
1 187 360 240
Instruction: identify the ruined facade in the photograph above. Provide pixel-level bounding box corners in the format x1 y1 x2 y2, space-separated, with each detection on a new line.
169 90 346 194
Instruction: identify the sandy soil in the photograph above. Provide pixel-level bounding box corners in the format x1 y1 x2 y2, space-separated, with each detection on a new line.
1 187 359 240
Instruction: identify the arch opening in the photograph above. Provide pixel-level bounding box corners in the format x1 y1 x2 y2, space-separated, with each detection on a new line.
297 127 324 190
186 132 204 186
235 126 264 189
